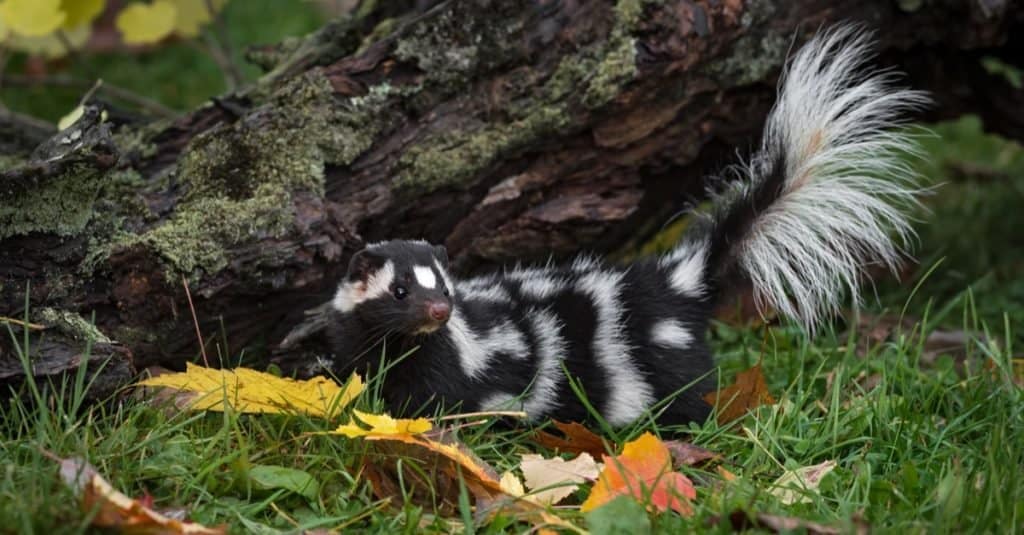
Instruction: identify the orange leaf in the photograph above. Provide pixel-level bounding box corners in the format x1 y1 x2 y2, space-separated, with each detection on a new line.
532 420 610 457
581 432 696 515
703 364 776 424
56 456 225 534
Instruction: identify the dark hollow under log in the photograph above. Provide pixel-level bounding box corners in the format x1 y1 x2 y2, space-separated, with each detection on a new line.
1 0 1022 391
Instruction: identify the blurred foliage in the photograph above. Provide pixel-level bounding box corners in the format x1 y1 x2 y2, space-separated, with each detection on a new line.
0 0 328 121
880 116 1024 339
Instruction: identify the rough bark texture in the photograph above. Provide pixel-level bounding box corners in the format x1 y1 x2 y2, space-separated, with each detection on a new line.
1 0 1022 391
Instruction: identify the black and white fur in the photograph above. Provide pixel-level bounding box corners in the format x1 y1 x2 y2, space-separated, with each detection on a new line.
328 28 927 426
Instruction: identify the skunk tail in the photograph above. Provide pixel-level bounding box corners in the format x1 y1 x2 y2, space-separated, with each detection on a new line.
663 26 929 331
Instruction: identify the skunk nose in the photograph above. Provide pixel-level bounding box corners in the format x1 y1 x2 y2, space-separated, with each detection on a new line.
427 301 450 322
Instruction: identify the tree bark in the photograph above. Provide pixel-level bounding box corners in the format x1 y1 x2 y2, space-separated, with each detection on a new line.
1 0 1022 390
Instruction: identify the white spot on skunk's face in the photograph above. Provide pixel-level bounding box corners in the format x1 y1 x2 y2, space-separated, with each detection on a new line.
331 260 395 313
413 265 437 289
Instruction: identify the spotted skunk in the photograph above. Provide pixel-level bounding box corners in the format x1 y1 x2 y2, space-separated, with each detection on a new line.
328 28 926 427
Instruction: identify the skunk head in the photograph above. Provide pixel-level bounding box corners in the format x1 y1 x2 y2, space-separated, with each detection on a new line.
332 240 455 335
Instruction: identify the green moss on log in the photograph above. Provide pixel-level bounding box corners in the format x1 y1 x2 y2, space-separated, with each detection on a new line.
36 308 112 343
100 73 406 280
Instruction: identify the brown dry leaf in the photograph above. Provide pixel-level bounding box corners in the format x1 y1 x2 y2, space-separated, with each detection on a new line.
354 427 511 516
851 313 993 376
716 466 738 482
769 460 836 505
56 456 225 534
532 420 610 457
137 363 363 420
663 440 721 468
703 364 776 424
718 511 841 534
519 452 601 505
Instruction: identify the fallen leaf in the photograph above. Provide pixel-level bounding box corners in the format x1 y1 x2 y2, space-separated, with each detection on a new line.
715 511 841 534
519 452 601 505
850 313 991 376
350 427 509 515
716 466 738 482
55 456 225 534
663 440 721 468
137 363 363 420
703 364 776 424
532 420 610 457
581 432 696 515
770 460 836 505
332 409 432 438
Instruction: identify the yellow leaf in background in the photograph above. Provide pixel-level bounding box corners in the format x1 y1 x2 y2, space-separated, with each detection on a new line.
6 23 89 58
116 0 176 45
333 409 432 438
169 0 213 37
137 363 364 419
0 0 65 36
60 0 104 29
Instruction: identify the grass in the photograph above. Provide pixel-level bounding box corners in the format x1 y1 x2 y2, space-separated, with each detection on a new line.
2 118 1023 533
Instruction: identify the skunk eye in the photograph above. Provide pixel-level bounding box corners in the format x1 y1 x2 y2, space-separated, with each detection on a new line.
394 286 408 300
442 287 450 297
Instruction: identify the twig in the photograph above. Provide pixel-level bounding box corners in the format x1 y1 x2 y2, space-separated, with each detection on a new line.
0 316 46 330
436 410 528 421
203 0 244 89
181 276 210 367
2 74 179 119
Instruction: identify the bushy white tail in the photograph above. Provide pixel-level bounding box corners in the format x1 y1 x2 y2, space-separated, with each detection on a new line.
677 26 929 331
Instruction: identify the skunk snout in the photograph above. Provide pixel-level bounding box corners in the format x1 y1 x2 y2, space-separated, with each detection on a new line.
426 301 450 322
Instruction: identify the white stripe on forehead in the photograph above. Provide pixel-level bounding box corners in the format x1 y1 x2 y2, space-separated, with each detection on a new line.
434 259 455 297
413 265 437 289
331 260 395 313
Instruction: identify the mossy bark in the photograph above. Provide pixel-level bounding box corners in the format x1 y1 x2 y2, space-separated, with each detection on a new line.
1 0 1021 386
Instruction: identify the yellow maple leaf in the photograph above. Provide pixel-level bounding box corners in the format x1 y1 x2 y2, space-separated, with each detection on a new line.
60 0 104 29
116 0 176 45
0 0 65 37
333 409 432 438
138 363 364 419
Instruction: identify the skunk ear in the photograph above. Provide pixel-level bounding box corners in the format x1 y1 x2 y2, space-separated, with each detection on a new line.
433 245 449 267
347 249 385 281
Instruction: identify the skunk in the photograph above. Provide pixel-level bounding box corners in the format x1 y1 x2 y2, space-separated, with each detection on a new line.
328 27 926 426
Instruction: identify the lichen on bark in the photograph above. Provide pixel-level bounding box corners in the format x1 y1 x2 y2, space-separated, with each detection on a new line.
394 1 641 193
